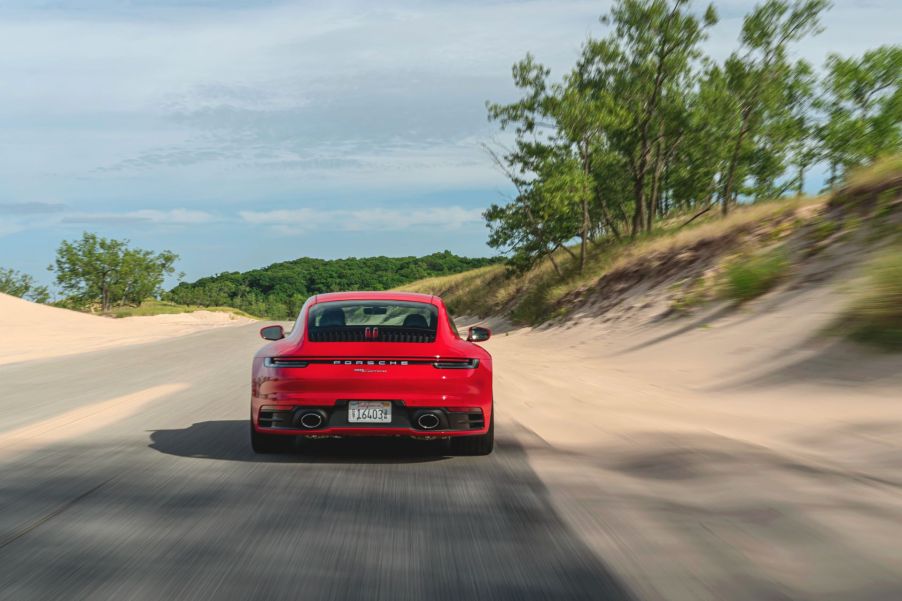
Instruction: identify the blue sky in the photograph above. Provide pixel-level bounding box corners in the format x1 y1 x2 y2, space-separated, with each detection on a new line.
1 0 899 287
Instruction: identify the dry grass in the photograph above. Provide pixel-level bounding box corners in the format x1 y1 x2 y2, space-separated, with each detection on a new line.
108 299 258 320
400 195 823 323
842 154 902 192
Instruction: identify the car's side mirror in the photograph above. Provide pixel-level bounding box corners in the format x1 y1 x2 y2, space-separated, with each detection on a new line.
467 326 491 343
260 325 285 341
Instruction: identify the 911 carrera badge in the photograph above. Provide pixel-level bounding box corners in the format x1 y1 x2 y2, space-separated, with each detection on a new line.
353 368 387 374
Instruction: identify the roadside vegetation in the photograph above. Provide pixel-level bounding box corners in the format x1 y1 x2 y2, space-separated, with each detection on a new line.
842 247 902 350
49 232 179 313
106 300 257 320
403 156 902 353
402 194 817 320
0 268 50 303
720 249 790 302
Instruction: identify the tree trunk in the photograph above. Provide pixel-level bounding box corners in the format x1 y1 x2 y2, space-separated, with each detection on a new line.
580 202 589 273
579 141 592 272
595 189 621 242
547 248 563 277
631 177 645 238
646 132 665 232
721 107 752 216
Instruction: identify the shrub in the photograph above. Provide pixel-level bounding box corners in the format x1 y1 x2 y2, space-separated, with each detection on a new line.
721 249 790 301
845 247 902 349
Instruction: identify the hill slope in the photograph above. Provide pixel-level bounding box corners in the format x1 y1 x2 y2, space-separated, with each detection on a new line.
402 158 902 348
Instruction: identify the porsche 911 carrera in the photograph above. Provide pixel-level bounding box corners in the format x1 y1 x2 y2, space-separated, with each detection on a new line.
251 291 493 455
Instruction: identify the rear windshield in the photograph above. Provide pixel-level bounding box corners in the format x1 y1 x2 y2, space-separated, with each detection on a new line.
307 301 438 343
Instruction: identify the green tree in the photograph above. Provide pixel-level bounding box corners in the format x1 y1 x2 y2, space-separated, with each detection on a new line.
0 268 51 303
718 0 830 214
50 232 178 312
597 0 718 234
819 45 902 185
484 152 584 275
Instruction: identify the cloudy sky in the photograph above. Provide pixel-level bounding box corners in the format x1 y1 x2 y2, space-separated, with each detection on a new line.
0 0 898 286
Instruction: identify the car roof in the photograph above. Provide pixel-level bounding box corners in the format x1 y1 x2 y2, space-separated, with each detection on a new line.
311 291 438 305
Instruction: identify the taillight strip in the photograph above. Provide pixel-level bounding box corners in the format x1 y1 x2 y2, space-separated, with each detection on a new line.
433 359 480 369
264 358 309 368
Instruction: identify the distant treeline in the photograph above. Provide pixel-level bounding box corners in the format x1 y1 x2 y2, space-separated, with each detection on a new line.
166 251 500 319
485 0 901 274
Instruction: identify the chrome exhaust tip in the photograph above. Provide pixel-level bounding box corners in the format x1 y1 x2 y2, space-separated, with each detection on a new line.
299 411 325 429
416 412 441 430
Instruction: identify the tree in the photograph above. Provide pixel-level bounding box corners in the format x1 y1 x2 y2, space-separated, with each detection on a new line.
819 45 902 185
483 153 584 275
0 268 50 303
597 0 718 234
49 232 178 312
718 0 830 214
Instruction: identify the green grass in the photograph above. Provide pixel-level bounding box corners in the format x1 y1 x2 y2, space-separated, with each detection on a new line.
720 249 790 302
107 299 258 320
844 246 902 350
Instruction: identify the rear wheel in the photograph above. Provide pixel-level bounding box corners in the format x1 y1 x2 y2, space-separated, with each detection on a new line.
250 423 295 454
450 415 494 456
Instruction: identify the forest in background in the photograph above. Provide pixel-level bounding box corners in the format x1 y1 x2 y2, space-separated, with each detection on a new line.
165 251 499 319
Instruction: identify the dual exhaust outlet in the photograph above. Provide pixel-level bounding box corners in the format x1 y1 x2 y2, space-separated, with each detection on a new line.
294 408 443 430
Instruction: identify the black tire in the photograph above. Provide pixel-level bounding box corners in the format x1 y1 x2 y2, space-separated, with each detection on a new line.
250 423 294 454
450 415 494 456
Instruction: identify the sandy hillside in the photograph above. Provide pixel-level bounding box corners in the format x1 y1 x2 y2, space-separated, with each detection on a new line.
467 282 902 601
0 293 254 366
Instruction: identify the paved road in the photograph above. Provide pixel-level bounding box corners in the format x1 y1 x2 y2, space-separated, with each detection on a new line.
0 325 632 601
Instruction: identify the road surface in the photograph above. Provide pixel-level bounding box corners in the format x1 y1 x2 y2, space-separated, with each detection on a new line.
0 325 633 601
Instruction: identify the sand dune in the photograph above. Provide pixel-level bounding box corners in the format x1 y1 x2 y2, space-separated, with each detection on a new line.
0 293 254 366
473 284 902 601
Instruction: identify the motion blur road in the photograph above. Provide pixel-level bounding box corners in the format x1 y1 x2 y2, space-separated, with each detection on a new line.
0 325 632 601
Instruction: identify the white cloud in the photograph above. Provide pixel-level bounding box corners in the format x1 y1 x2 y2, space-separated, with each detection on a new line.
239 206 484 232
61 209 217 225
0 0 604 195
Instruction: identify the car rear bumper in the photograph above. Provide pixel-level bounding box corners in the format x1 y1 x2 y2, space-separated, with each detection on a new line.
251 356 492 437
252 401 490 437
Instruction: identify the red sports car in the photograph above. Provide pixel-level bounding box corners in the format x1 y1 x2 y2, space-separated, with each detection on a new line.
251 291 494 455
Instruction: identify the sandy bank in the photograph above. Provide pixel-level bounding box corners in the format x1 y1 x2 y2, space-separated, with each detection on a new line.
0 293 254 366
467 284 902 601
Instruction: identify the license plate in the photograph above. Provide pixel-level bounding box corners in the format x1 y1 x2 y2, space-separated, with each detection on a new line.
348 401 392 423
